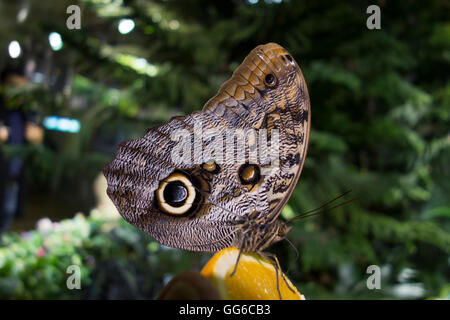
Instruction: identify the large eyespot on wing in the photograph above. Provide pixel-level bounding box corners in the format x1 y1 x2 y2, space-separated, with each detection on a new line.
155 172 198 216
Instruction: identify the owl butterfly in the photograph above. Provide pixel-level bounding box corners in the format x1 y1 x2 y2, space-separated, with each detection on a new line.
104 43 310 298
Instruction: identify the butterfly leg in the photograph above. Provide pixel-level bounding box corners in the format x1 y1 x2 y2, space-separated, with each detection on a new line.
260 251 297 299
258 251 282 300
270 252 297 295
230 239 245 277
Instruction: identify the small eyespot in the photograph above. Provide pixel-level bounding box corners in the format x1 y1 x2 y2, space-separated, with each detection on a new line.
285 54 293 62
201 161 220 174
238 163 261 186
264 73 277 87
156 172 197 215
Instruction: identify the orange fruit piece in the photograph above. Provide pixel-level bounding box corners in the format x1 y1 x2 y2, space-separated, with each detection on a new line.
201 247 305 300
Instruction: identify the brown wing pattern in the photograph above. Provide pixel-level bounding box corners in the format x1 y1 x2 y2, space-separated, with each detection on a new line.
103 43 310 252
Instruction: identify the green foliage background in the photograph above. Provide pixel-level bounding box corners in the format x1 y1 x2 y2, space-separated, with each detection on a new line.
0 0 449 299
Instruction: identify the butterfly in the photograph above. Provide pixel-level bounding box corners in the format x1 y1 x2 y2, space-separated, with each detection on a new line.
104 43 311 298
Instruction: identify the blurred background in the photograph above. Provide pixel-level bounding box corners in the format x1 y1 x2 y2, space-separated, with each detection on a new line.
0 0 448 299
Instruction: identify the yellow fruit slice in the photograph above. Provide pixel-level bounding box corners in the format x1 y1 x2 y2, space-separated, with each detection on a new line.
201 247 305 300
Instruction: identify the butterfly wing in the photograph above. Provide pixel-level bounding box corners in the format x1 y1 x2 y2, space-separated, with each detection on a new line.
202 43 311 224
103 43 310 252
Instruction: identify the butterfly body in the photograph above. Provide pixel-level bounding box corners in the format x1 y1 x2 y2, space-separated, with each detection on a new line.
104 43 310 255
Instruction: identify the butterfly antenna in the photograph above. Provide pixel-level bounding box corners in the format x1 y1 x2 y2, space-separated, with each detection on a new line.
284 237 299 262
287 190 357 224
